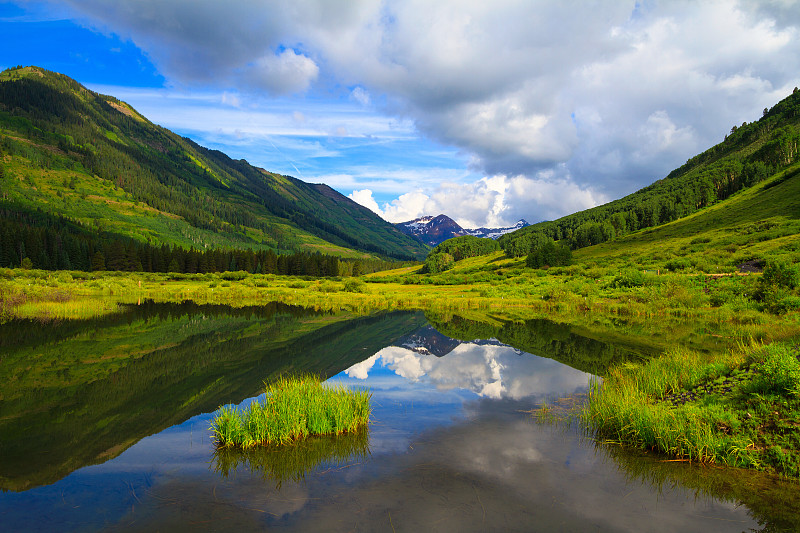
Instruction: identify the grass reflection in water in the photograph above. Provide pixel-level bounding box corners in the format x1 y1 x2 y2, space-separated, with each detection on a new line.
212 427 370 488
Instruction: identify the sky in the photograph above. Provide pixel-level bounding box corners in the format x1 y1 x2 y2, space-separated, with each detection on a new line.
1 1 799 228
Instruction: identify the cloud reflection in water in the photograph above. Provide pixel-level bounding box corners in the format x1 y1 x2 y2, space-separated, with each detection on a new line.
344 341 593 401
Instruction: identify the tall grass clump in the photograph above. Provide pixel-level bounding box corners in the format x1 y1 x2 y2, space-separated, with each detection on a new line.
581 347 755 466
211 374 371 448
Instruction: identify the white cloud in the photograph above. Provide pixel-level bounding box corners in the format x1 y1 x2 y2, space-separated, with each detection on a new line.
243 49 319 94
350 86 370 106
52 0 800 222
344 353 378 380
349 173 605 227
347 189 382 215
378 190 432 223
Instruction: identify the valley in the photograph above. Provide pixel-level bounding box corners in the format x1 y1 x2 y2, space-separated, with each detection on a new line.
2 63 800 531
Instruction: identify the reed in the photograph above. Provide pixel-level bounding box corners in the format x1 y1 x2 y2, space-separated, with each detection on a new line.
211 375 371 448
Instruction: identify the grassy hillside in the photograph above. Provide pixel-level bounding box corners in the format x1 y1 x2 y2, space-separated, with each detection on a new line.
578 162 800 273
0 66 428 261
361 164 800 325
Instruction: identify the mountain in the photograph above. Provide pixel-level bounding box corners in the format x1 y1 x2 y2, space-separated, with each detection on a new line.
464 219 529 239
499 88 800 256
395 214 466 246
0 66 429 264
395 214 529 246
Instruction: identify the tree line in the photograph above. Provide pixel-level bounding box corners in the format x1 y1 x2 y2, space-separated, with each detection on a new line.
0 206 400 276
423 235 500 273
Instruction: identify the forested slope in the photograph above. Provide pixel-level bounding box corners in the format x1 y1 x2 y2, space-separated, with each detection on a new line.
500 88 800 256
0 66 428 269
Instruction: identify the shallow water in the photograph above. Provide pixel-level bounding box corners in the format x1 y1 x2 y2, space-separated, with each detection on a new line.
0 303 796 531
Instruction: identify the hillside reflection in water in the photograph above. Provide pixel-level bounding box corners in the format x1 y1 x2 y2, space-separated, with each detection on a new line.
1 307 796 532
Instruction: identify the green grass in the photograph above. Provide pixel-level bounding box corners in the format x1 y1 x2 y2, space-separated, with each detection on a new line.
581 342 800 478
211 374 371 448
579 163 800 273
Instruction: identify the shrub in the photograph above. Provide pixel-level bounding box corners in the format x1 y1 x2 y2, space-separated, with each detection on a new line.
757 260 800 313
221 270 249 281
746 344 800 396
665 258 691 271
315 281 339 293
343 278 365 293
526 240 572 269
761 261 799 290
610 268 646 288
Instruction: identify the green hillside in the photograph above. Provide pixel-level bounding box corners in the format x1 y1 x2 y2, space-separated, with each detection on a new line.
0 66 429 263
499 88 800 256
401 165 799 281
579 162 800 273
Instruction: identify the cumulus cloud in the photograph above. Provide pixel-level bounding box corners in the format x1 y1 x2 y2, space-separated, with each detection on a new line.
347 189 382 216
50 0 800 224
351 173 605 226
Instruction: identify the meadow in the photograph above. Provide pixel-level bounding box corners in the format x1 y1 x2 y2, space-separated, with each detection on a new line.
2 167 798 478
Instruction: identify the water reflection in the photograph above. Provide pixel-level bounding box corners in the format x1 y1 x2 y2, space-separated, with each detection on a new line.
1 307 796 532
604 444 800 532
274 402 758 533
345 341 591 401
92 398 763 532
0 303 426 491
213 428 370 488
428 313 652 373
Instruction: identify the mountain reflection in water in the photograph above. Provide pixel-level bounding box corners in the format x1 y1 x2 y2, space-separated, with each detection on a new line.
1 307 795 532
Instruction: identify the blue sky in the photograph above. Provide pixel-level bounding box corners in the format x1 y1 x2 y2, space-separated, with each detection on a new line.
2 1 799 228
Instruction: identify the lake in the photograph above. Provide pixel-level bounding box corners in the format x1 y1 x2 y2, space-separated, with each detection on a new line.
0 302 797 531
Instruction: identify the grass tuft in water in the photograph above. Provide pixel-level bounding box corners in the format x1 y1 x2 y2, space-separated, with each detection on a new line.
211 374 371 448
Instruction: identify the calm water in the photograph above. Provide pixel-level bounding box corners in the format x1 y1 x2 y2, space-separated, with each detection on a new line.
0 303 797 532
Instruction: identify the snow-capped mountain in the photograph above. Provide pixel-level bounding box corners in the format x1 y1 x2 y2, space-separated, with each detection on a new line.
395 215 529 247
464 219 529 239
394 325 462 357
394 214 467 247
